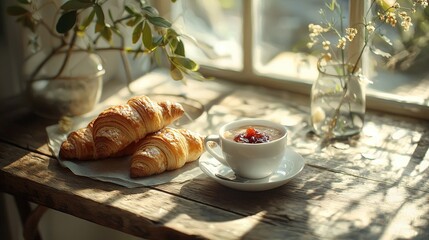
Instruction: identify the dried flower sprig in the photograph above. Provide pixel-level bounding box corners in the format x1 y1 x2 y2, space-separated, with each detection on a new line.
308 0 427 73
308 0 427 140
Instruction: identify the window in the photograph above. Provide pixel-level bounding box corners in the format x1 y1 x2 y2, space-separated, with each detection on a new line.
167 0 429 119
170 0 243 71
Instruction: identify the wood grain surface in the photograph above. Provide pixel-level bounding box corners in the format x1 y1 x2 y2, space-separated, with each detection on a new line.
1 70 428 239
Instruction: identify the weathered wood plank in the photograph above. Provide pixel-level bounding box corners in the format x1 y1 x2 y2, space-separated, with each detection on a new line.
1 71 429 239
200 87 429 192
3 78 428 194
0 98 55 156
155 166 429 239
0 142 308 239
2 141 428 239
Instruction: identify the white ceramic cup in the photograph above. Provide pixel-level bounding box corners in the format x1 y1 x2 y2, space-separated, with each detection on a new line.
204 119 287 179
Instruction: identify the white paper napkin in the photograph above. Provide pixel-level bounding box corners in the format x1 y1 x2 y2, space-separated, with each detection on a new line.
46 117 203 188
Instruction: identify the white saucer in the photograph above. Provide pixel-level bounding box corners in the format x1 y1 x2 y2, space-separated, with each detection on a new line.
199 146 305 191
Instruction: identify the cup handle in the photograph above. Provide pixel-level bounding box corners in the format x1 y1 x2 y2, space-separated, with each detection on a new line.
204 135 228 166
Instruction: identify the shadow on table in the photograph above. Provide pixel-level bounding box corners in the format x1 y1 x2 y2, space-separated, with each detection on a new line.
181 166 427 239
149 86 429 239
155 142 429 240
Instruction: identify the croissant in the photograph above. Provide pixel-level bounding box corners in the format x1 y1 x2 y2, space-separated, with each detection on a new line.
59 95 184 160
130 127 205 178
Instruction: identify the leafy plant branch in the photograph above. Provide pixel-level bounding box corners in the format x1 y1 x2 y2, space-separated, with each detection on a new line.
7 0 205 87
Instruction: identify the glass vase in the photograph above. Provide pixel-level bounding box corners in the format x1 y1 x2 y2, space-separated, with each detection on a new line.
26 51 105 119
310 61 366 139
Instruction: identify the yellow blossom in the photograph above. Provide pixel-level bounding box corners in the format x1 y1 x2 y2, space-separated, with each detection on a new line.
322 53 332 62
400 15 413 31
385 12 397 27
308 24 325 35
417 0 428 8
337 37 346 50
377 11 385 21
345 28 358 42
308 0 425 69
366 23 375 34
322 41 331 50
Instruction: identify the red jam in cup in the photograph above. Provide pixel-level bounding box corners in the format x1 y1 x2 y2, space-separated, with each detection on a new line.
233 127 270 143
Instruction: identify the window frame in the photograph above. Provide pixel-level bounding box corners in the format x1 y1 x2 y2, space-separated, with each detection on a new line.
155 0 429 120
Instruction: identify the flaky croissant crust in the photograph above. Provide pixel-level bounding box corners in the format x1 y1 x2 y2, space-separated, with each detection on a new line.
59 95 184 160
130 127 205 178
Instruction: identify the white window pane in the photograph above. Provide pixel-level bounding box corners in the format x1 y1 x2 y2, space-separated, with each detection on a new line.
367 2 429 106
171 0 243 71
254 0 429 110
253 0 328 82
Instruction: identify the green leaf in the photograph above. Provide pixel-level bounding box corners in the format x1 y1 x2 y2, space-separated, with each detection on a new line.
170 56 199 71
94 4 105 26
126 19 134 27
142 6 159 16
7 6 29 16
124 5 136 15
146 15 171 28
126 15 142 27
101 26 112 43
56 10 77 34
326 0 337 11
165 28 178 40
142 21 153 50
61 0 93 11
108 9 115 24
170 64 184 80
132 21 143 44
95 23 104 33
174 39 185 56
183 68 209 81
80 9 95 31
169 37 179 51
164 28 179 46
153 35 163 46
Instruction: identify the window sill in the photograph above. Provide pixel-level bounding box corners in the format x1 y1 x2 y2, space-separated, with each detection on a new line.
199 62 429 121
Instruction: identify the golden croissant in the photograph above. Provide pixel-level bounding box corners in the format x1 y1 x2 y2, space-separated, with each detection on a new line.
59 95 184 160
130 127 205 178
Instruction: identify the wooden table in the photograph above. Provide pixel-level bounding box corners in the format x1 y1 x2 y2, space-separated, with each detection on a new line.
1 70 429 239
